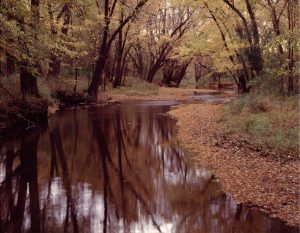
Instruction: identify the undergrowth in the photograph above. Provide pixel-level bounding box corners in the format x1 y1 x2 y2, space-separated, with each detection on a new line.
223 94 299 153
0 97 49 136
113 77 159 96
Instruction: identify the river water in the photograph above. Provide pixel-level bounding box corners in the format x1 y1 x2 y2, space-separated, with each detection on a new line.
0 99 298 233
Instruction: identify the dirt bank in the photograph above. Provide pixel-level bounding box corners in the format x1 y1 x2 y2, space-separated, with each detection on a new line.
169 104 299 226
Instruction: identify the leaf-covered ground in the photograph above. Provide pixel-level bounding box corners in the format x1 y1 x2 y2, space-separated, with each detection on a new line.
169 104 299 226
99 87 221 102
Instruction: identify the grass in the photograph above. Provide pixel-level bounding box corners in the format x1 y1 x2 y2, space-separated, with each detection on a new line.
113 77 159 96
223 94 299 153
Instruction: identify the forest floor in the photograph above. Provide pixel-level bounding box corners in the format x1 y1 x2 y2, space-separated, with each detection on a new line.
99 87 225 102
169 104 299 227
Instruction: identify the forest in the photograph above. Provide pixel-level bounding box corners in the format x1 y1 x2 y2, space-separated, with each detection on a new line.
0 0 298 99
0 0 299 232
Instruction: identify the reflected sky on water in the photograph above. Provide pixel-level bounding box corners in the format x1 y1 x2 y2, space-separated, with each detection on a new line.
0 101 298 233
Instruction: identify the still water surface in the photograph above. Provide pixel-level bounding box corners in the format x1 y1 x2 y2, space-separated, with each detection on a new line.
0 100 298 233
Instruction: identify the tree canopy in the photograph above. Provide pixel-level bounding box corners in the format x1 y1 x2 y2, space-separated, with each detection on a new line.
0 0 299 98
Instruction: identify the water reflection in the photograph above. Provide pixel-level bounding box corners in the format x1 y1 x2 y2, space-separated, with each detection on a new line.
0 101 298 233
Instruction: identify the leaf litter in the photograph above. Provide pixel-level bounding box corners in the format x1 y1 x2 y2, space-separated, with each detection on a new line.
169 103 299 227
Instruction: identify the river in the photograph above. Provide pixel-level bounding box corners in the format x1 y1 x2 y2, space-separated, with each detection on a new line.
0 99 297 233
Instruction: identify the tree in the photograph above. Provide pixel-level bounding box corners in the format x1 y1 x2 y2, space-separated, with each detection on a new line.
222 0 263 76
130 0 198 84
162 58 192 87
88 0 149 99
47 1 72 77
19 0 41 97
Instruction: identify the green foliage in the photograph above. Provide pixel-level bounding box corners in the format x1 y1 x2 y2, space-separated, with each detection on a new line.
180 67 198 88
224 95 299 153
227 94 271 114
113 77 159 96
0 0 299 95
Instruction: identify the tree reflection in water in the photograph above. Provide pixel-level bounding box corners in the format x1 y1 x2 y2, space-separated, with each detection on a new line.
0 101 298 233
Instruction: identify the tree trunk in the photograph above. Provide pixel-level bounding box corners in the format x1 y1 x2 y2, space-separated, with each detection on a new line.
266 0 285 93
73 67 79 92
162 59 190 87
130 46 144 79
113 1 125 88
222 0 263 75
48 55 60 77
19 0 40 97
6 53 14 75
48 3 71 78
175 61 190 87
147 65 160 83
206 3 248 92
88 0 149 98
287 0 295 94
113 30 123 88
134 43 145 78
162 60 176 85
245 0 263 75
238 74 248 93
88 53 108 98
194 63 201 83
120 46 131 85
20 65 39 97
266 0 284 54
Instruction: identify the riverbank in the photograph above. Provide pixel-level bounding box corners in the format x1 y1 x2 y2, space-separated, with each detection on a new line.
0 87 192 139
0 87 298 226
169 103 299 226
99 87 225 102
0 97 49 140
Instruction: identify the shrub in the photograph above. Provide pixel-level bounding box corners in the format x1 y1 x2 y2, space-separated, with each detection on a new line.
228 94 272 115
223 94 299 153
52 90 94 106
0 97 49 127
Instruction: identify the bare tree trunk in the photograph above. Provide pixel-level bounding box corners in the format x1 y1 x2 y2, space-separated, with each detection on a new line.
6 53 14 75
20 66 39 97
162 59 191 87
245 0 263 75
266 0 284 54
162 60 176 86
266 0 286 93
73 67 79 92
206 2 248 93
222 0 263 75
113 1 125 88
287 0 295 94
113 34 123 87
88 0 149 99
130 43 145 79
175 60 191 87
48 3 72 77
120 45 132 85
147 63 162 83
19 0 40 97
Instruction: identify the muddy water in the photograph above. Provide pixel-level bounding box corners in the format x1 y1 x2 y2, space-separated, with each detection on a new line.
0 100 298 233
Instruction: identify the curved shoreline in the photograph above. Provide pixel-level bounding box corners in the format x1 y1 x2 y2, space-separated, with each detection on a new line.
168 103 299 227
1 90 298 227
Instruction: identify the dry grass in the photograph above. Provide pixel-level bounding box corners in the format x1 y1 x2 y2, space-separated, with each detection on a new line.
223 95 299 153
113 77 159 96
